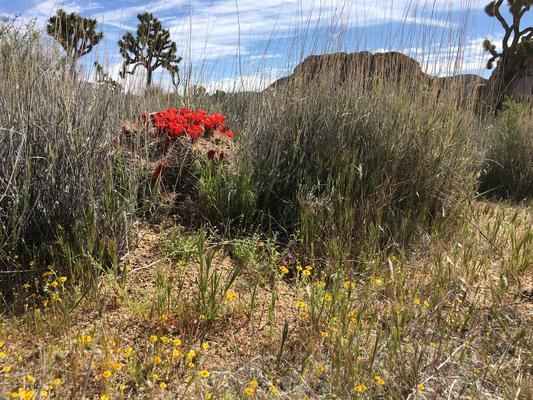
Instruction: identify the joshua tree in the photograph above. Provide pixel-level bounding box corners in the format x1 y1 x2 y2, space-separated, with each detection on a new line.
118 13 182 88
483 0 533 102
46 9 103 72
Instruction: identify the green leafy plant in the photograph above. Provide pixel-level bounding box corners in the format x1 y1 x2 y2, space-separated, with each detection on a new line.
118 13 182 88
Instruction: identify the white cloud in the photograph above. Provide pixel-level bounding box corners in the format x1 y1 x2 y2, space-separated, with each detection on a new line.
85 0 486 66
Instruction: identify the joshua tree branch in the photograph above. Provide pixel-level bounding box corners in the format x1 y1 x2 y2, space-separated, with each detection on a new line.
521 27 533 36
493 0 510 31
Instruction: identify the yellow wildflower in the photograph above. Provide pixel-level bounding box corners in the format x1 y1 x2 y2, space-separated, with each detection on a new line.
374 375 385 385
374 278 383 286
225 290 239 302
173 338 182 347
414 298 421 305
59 277 67 283
172 348 181 357
296 301 308 310
202 342 209 350
279 266 289 274
0 340 4 348
22 391 34 400
423 300 430 308
302 269 311 277
50 281 59 288
100 395 110 400
417 383 426 391
150 373 159 381
153 356 162 364
354 384 368 393
269 386 278 394
249 379 258 388
119 384 126 391
205 393 213 399
102 370 112 379
244 387 255 396
150 335 158 343
320 331 330 338
186 350 196 359
53 378 62 386
26 374 36 384
198 370 211 378
124 347 133 357
39 390 48 398
0 352 7 359
161 336 169 344
188 362 195 368
323 293 332 302
159 382 167 389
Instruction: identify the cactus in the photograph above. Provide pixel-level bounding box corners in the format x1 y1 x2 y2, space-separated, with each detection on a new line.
483 1 533 103
118 13 182 88
46 9 103 72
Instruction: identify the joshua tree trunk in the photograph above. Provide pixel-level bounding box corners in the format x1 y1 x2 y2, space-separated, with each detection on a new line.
147 68 153 87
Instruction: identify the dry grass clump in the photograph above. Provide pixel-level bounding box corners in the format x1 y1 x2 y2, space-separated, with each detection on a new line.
479 99 533 200
0 25 142 291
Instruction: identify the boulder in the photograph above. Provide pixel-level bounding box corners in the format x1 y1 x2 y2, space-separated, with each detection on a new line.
266 51 488 103
268 51 428 90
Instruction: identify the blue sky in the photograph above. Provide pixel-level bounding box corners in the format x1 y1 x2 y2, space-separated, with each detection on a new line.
1 0 532 91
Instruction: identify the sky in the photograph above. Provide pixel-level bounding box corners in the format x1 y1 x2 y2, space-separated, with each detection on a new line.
1 0 532 92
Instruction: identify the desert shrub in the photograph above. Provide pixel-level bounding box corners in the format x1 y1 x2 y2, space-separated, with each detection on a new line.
0 24 140 288
227 79 480 265
479 99 533 200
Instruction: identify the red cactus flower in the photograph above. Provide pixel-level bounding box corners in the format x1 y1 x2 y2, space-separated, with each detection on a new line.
180 107 192 116
202 116 216 131
216 125 234 139
187 124 204 138
207 149 216 160
166 107 178 116
169 123 186 137
192 110 206 124
212 112 225 126
223 130 234 139
141 112 148 122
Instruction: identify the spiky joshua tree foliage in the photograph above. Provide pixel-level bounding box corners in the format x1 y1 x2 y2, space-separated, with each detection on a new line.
118 13 182 88
46 9 103 71
483 0 533 100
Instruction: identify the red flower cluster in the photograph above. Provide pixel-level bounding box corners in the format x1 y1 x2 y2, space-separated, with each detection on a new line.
143 107 234 140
